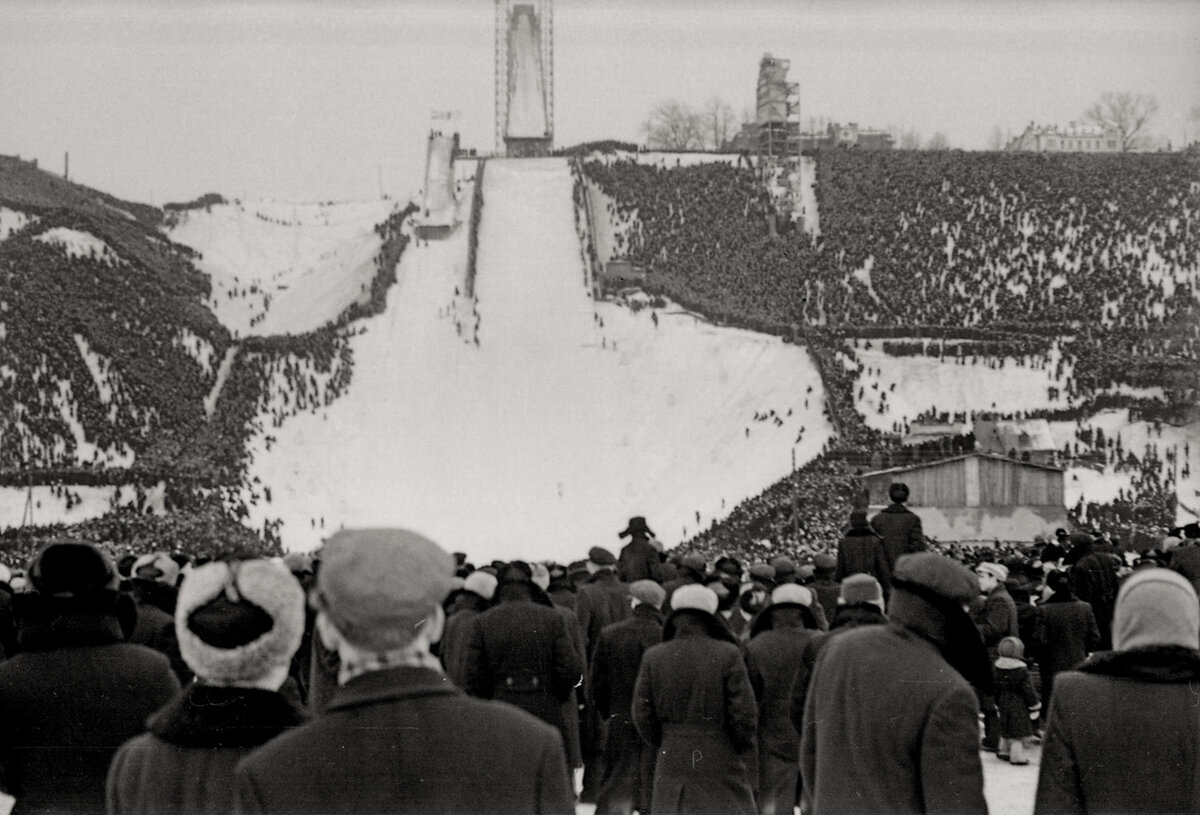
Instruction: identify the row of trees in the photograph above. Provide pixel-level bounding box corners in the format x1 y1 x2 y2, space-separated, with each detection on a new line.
644 90 1184 152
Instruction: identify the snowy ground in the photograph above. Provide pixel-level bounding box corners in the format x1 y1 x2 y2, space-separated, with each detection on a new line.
241 158 833 561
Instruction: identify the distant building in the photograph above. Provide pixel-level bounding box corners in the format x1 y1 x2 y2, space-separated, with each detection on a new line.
974 418 1058 466
798 122 894 151
1006 121 1121 153
901 421 971 447
863 452 1067 543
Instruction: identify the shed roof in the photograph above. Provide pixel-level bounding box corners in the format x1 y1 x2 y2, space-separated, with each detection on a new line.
863 451 1064 479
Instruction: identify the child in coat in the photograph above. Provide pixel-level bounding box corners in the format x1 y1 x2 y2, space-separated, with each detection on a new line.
994 635 1041 764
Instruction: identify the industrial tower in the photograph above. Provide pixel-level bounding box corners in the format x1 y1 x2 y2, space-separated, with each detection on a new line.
495 0 554 157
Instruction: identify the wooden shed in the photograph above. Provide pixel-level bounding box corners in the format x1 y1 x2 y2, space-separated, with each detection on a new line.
863 452 1067 544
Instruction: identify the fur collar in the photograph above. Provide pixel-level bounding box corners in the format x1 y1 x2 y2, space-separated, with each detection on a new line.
1077 645 1200 683
149 684 307 748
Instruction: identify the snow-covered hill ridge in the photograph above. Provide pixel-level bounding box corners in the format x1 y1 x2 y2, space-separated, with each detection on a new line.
241 158 833 560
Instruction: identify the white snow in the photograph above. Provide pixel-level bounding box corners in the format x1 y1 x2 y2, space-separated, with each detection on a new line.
242 159 833 560
34 227 113 260
173 328 217 377
165 199 396 337
0 482 164 529
0 207 36 242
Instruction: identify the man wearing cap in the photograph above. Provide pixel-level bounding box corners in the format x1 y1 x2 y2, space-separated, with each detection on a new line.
590 580 666 815
973 560 1018 753
633 584 758 815
617 516 663 584
836 509 890 599
1036 568 1200 815
745 584 825 815
234 529 575 815
800 553 989 815
662 552 707 609
0 541 180 815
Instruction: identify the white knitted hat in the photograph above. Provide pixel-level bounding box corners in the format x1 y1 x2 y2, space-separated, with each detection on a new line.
1113 568 1200 651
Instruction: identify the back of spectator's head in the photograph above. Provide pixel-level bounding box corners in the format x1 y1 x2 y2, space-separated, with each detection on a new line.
769 556 796 582
176 559 304 687
889 482 910 504
462 570 498 601
1113 568 1199 651
132 552 181 586
839 574 884 611
29 541 117 597
629 579 666 610
714 556 743 580
1183 523 1200 541
313 528 456 652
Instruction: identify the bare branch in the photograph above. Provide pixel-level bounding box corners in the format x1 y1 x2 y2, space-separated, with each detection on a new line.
1083 91 1159 152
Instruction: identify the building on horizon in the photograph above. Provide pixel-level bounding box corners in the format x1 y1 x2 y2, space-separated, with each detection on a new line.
1005 121 1120 153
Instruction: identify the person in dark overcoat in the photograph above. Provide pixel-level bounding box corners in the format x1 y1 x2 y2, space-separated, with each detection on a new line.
662 553 707 609
869 482 925 574
106 558 308 815
744 584 823 815
632 584 757 815
1065 531 1119 649
439 570 497 688
590 580 666 815
465 563 584 761
233 529 575 815
1032 569 1099 716
127 551 192 685
800 553 990 815
533 563 586 779
1035 568 1200 815
617 516 664 584
807 555 840 624
835 509 891 597
0 541 180 815
973 560 1018 751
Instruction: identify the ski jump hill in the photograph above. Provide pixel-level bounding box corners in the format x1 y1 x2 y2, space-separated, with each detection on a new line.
235 158 832 561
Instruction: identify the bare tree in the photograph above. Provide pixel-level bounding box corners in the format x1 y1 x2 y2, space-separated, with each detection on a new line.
925 132 951 151
1083 91 1159 152
703 97 737 151
643 100 704 151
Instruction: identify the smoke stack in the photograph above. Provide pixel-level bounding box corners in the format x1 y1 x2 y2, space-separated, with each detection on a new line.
64 152 69 181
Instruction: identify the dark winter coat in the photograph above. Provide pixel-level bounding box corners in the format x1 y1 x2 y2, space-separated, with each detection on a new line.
1035 646 1200 815
106 684 306 815
744 618 821 815
809 576 841 624
1033 591 1100 700
800 606 987 815
836 528 891 594
0 592 180 815
1069 551 1120 650
618 537 663 584
590 603 664 815
974 584 1019 656
439 592 489 688
632 611 757 815
576 570 631 657
993 658 1040 740
788 603 887 735
128 589 192 685
465 593 584 739
553 601 587 769
870 503 925 572
234 666 575 815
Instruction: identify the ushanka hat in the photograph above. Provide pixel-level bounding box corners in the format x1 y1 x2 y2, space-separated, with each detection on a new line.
176 558 305 685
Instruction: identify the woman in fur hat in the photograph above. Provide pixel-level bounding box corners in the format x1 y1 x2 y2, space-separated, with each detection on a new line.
106 557 307 815
632 584 757 815
1035 568 1200 815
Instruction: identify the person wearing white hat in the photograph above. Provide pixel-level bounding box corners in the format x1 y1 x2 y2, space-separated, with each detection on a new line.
1036 568 1200 815
632 584 757 815
973 560 1017 752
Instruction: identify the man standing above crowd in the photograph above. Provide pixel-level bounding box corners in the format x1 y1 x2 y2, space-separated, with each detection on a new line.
801 553 989 815
870 482 925 573
234 529 574 815
617 516 663 584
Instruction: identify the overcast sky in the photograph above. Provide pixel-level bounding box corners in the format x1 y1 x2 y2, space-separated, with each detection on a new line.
2 0 1197 204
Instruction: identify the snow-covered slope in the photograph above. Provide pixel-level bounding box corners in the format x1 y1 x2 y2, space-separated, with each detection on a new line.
243 158 832 560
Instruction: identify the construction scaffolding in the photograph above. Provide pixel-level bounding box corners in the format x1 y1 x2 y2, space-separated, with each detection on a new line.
495 0 554 156
755 53 800 161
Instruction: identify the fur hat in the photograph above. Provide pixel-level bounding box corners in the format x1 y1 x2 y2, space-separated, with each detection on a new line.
530 563 551 590
848 509 871 530
975 562 1008 582
679 553 707 575
892 552 978 605
133 552 180 586
769 583 814 608
671 584 718 616
588 546 617 567
30 541 117 596
463 570 498 601
813 553 837 571
176 559 305 685
1113 567 1200 651
314 528 457 652
997 635 1024 660
619 516 654 539
281 552 314 575
629 579 666 609
839 574 884 609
